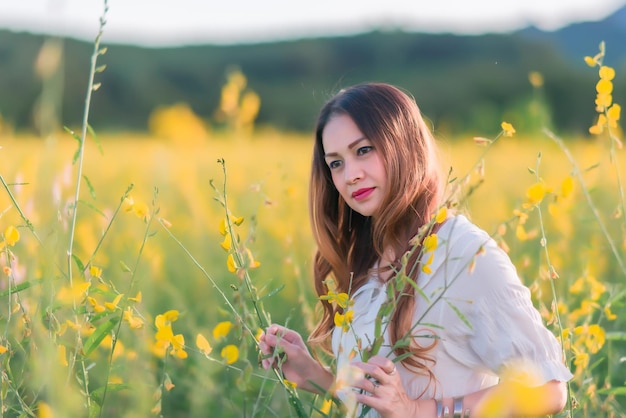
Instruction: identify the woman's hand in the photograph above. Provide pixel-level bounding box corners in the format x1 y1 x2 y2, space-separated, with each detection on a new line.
350 355 431 418
258 324 334 394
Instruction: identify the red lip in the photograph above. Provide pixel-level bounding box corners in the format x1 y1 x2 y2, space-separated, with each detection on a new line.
352 187 375 200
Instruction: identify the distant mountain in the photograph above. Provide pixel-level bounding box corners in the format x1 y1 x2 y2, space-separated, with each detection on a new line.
517 4 626 68
0 6 624 136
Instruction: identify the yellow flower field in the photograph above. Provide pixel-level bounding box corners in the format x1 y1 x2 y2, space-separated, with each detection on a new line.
0 124 624 416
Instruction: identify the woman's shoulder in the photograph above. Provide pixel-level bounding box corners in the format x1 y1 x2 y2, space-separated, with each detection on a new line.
427 214 516 291
436 214 492 253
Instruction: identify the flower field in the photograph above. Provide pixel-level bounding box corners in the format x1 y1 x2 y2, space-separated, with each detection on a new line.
0 8 624 416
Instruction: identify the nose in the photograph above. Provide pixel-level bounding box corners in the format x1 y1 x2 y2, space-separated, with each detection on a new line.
344 160 363 184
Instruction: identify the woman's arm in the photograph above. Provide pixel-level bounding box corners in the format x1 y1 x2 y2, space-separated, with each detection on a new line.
259 324 334 394
349 356 568 418
436 379 568 417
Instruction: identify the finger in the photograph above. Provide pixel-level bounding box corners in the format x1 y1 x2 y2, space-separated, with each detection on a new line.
367 355 396 375
266 324 302 345
353 376 379 395
351 361 389 385
258 340 271 355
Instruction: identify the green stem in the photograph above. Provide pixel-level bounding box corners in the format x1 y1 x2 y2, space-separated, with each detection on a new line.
543 129 626 278
64 0 109 409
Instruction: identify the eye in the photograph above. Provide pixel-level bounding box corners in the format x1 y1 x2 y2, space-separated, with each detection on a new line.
356 146 373 156
328 160 342 170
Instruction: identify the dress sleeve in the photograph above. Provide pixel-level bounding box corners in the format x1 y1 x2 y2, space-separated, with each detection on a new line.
436 227 573 384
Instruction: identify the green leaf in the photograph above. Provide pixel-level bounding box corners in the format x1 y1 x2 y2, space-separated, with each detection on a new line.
82 317 119 356
72 254 85 274
63 126 82 143
87 124 104 155
607 331 626 341
0 279 37 297
78 199 106 217
88 402 101 418
119 260 132 273
403 275 430 303
72 148 80 165
445 300 473 330
83 175 97 200
91 383 132 405
597 386 626 396
259 284 285 301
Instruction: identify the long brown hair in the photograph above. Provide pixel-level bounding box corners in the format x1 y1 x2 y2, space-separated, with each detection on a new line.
308 83 443 373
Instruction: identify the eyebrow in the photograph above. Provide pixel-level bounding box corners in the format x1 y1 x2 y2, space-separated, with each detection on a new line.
324 137 367 158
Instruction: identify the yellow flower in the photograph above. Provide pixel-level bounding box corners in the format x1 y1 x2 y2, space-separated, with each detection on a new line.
501 121 516 137
128 291 142 303
38 401 53 418
87 296 106 313
105 293 124 311
227 254 237 273
196 333 212 356
607 103 621 127
423 234 438 252
133 201 150 220
221 344 239 364
595 93 613 110
584 56 598 67
3 225 19 247
421 252 434 274
219 214 245 236
212 321 232 339
599 65 615 81
220 233 233 251
434 206 447 224
283 379 297 389
162 309 179 322
589 113 607 135
219 218 228 236
596 79 613 95
154 310 186 359
0 344 8 354
334 309 354 332
525 182 547 206
171 334 187 359
123 308 144 329
584 324 606 354
573 350 589 370
604 305 617 321
89 265 102 279
320 398 333 415
320 291 353 309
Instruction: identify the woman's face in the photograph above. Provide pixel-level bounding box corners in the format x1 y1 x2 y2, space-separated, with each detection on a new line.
321 113 387 217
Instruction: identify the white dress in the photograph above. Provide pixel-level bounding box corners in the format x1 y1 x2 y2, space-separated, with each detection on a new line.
331 215 573 417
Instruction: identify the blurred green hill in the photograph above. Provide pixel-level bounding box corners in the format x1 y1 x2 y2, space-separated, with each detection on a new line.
0 5 625 137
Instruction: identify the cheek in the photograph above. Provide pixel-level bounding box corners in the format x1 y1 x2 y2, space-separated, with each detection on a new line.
330 172 343 192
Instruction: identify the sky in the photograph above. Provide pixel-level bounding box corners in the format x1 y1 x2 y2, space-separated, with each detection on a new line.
0 0 625 47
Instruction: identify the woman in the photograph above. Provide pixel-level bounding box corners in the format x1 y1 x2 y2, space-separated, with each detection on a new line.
259 83 572 417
